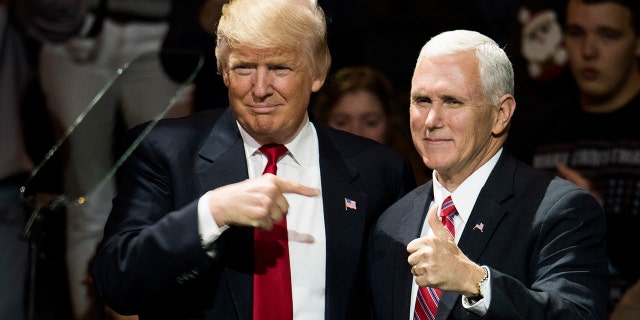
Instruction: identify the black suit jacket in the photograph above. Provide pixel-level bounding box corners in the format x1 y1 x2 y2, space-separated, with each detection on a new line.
92 107 416 319
368 150 609 319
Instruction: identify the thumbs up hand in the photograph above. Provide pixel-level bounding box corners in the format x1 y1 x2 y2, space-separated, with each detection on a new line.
407 203 484 297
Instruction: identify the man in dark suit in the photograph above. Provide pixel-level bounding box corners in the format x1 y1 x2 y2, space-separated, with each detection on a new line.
368 29 609 319
90 0 416 319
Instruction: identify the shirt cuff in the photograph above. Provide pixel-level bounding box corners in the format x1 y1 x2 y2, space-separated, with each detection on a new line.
462 266 491 315
198 191 229 249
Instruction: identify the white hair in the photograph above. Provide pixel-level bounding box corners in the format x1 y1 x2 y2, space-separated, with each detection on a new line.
415 30 514 105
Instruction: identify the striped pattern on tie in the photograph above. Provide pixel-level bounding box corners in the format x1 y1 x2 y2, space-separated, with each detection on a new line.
414 196 457 320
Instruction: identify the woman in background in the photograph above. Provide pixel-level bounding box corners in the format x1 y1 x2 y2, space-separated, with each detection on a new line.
312 65 429 185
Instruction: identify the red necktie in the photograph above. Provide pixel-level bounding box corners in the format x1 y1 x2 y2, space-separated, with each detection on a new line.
414 196 457 320
253 144 293 320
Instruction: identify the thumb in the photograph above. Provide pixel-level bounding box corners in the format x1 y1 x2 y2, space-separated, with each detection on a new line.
427 201 452 240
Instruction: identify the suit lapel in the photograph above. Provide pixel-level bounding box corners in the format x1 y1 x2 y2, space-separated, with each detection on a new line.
193 114 381 319
314 122 369 317
437 152 516 319
197 108 248 190
393 183 434 319
458 152 515 260
196 108 253 319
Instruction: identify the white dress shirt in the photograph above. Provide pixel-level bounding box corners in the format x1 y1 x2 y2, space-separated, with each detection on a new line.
408 149 502 319
198 115 326 318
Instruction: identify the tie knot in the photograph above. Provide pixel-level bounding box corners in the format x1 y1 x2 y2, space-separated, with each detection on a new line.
259 144 288 175
440 195 457 218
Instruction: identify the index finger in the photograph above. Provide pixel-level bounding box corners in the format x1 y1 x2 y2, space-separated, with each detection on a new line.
272 175 320 197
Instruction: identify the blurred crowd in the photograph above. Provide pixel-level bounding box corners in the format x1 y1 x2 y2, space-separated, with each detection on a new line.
1 0 638 319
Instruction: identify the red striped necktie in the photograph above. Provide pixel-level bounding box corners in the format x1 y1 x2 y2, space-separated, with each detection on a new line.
253 144 292 320
414 196 457 320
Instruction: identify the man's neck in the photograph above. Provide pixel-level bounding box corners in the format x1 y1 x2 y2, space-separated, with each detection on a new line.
580 71 640 113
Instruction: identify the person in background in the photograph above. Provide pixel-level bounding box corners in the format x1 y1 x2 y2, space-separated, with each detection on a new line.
162 0 367 114
524 0 640 315
0 0 35 318
311 65 430 185
504 0 575 163
32 0 181 318
368 29 609 319
91 0 416 318
611 277 640 319
161 0 230 112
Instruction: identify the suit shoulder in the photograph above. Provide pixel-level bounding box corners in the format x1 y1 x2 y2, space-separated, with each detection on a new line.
380 183 431 219
511 155 556 187
512 158 596 203
128 109 223 144
117 109 225 162
545 175 600 204
153 109 223 135
320 123 405 162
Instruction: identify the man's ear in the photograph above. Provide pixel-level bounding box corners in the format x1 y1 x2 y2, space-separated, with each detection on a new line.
493 94 516 135
311 75 326 93
221 69 230 87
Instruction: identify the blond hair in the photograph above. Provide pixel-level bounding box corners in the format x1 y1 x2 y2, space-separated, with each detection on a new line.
215 0 331 78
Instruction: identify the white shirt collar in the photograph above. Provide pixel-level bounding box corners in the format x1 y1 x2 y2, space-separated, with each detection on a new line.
432 148 503 225
237 114 316 170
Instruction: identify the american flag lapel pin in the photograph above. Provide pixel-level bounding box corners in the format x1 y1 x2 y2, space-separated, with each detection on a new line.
473 221 484 232
344 198 357 210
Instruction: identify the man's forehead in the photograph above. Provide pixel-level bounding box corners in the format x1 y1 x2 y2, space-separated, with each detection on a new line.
228 47 301 61
566 2 633 29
